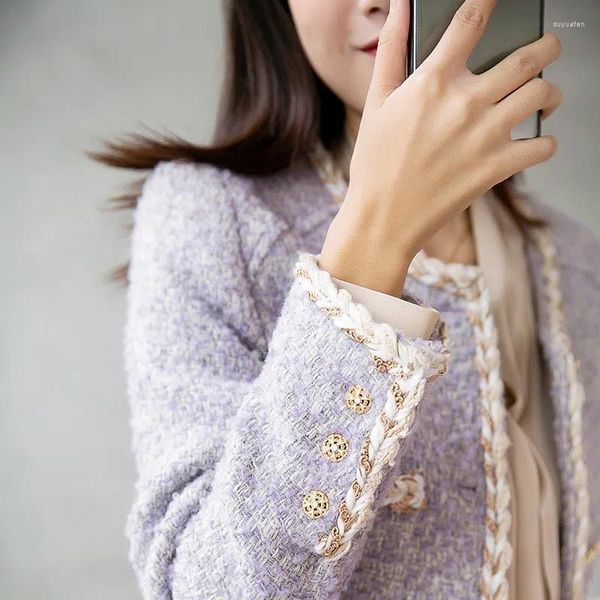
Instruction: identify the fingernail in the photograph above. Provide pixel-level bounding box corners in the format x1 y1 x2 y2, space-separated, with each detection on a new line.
390 0 399 11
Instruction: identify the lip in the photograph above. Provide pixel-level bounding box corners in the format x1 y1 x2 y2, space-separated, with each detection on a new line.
358 38 379 52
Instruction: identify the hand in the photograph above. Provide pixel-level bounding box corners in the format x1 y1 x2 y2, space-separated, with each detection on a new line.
319 0 562 297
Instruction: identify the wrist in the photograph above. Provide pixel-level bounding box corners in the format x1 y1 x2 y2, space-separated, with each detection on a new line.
319 210 412 298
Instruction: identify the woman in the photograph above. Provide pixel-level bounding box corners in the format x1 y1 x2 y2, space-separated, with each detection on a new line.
88 0 600 598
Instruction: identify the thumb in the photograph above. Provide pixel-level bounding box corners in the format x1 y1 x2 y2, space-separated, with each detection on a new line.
364 0 410 114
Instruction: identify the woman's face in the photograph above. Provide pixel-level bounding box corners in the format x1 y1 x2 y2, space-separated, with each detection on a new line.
288 0 399 137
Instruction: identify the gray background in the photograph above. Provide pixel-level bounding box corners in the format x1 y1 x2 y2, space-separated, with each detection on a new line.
1 1 598 598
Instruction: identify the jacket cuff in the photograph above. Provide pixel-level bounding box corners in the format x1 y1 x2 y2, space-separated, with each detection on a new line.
293 252 450 559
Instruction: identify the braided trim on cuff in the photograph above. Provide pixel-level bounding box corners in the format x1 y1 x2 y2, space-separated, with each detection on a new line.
294 252 451 560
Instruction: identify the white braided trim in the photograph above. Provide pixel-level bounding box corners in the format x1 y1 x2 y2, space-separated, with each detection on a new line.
466 281 513 600
294 252 450 560
406 253 513 600
532 226 590 600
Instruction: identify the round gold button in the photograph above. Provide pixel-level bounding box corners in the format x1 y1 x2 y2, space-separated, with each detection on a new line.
321 432 349 462
302 489 329 519
345 385 372 414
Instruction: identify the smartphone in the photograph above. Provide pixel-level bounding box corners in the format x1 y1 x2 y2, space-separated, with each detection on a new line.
408 0 545 140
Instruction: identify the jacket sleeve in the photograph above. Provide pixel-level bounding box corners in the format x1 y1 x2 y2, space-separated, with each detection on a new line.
124 160 451 600
330 275 440 338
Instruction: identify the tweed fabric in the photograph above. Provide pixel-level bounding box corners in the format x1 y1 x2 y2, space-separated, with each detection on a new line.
124 156 600 599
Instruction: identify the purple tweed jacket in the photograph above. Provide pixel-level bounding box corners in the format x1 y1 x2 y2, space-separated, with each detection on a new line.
123 152 600 600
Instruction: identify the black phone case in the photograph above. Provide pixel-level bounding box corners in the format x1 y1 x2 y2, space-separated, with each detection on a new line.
407 0 545 139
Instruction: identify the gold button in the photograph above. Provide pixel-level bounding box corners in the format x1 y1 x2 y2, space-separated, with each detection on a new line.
302 489 329 519
345 385 372 414
321 432 349 462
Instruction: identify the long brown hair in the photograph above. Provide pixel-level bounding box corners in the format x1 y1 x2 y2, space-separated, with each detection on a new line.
86 0 547 286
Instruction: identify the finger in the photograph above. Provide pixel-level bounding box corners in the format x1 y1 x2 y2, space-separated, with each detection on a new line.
364 0 410 113
541 91 562 120
476 33 562 103
498 135 558 176
427 0 500 70
495 78 562 131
